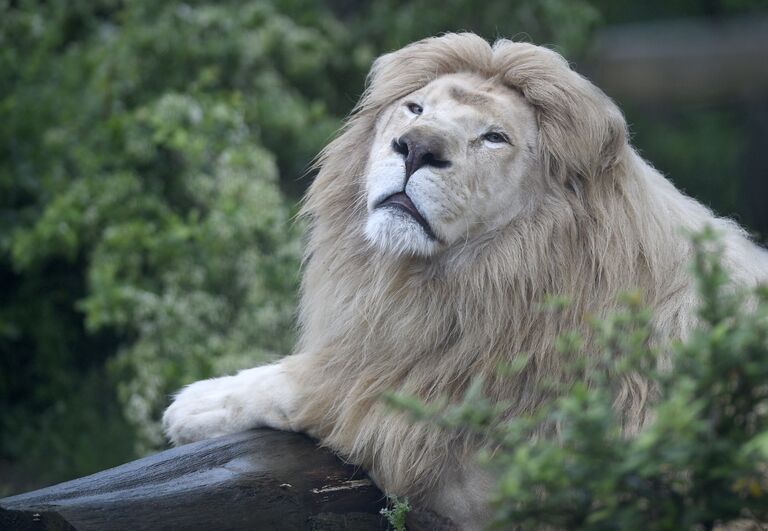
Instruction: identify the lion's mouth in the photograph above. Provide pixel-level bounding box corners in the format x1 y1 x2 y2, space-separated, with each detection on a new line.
376 192 437 240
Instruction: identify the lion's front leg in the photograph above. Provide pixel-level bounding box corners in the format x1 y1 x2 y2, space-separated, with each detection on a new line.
162 360 302 446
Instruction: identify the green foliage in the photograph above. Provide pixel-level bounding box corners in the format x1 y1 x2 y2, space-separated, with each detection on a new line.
381 495 412 531
0 0 352 476
390 229 768 529
352 0 600 57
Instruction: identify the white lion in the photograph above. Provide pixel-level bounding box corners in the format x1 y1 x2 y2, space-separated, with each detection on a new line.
163 33 768 529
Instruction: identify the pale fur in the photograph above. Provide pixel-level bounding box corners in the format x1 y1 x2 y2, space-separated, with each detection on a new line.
164 33 768 528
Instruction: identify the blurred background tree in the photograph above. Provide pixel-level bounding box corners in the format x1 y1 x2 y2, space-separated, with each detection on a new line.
1 0 766 495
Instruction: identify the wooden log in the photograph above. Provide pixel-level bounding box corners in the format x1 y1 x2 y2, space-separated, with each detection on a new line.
0 429 456 531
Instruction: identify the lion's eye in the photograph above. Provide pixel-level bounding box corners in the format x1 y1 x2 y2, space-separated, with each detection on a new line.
406 102 423 115
483 132 509 144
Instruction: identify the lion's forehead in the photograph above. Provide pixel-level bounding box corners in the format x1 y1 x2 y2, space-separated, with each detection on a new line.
422 73 512 103
397 73 535 137
437 73 521 101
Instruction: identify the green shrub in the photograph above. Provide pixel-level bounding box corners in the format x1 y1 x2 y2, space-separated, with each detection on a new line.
389 229 768 529
381 495 412 531
1 0 348 470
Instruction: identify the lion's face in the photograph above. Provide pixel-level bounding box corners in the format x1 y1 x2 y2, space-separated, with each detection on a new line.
363 72 540 256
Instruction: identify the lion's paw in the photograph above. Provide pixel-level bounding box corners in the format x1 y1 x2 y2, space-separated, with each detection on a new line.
162 364 299 446
162 376 249 446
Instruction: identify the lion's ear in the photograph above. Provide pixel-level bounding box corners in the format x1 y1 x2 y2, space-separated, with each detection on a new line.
494 42 628 183
359 33 493 115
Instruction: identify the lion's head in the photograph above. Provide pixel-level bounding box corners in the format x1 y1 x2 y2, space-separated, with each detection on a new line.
363 72 540 256
305 33 628 264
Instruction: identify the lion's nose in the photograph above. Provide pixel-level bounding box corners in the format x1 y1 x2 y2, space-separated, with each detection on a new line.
392 132 451 181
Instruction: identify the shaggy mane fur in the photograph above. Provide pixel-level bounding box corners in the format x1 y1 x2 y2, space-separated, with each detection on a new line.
290 33 768 500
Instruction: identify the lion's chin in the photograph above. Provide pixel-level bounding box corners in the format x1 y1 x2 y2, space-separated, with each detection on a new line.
364 209 441 257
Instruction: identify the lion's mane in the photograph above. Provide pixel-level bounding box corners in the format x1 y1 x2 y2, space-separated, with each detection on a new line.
287 33 768 500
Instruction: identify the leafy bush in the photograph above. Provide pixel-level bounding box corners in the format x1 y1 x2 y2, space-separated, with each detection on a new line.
390 229 768 529
1 0 352 471
381 495 412 531
349 0 600 57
